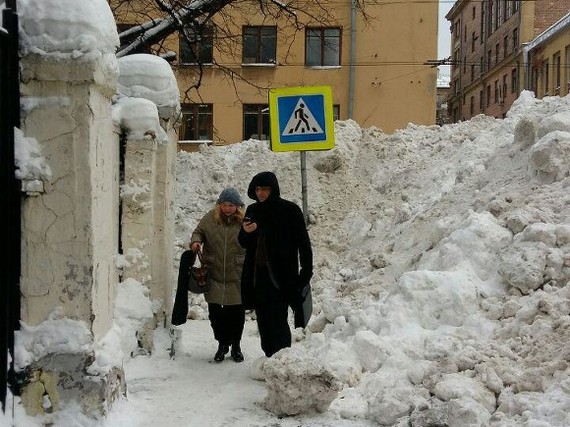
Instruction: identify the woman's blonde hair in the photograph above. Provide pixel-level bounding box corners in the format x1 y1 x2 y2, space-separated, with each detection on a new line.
213 203 245 224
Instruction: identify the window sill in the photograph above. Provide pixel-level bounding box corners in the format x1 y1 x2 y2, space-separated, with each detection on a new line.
178 140 213 145
306 65 341 70
241 63 276 68
178 62 214 67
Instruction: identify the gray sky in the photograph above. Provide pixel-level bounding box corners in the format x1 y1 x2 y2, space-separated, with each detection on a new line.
438 0 453 77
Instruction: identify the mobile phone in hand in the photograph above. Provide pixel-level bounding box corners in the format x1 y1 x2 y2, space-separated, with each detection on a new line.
244 217 253 224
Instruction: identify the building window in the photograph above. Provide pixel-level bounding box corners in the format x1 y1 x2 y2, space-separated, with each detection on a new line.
472 6 476 20
453 48 460 68
117 24 151 54
179 27 213 64
513 0 519 12
243 104 269 140
491 0 494 31
486 84 491 106
502 74 507 103
503 35 508 59
497 1 503 25
553 51 561 94
512 28 519 52
479 90 483 111
472 32 476 52
566 45 570 94
511 67 518 93
332 105 340 121
487 49 492 68
470 96 474 115
541 60 549 96
480 4 485 44
495 43 500 64
242 26 276 64
494 80 499 103
531 66 538 94
471 64 475 82
305 27 341 67
180 104 213 141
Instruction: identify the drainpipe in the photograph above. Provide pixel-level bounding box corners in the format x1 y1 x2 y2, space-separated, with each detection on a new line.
348 0 356 119
523 46 530 90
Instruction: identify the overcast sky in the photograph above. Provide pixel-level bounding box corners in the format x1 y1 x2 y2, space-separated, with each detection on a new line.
438 0 453 77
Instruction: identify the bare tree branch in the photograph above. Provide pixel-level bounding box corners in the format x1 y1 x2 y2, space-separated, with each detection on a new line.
112 0 375 93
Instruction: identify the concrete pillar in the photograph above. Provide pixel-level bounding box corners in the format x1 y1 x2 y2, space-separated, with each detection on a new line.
18 52 123 416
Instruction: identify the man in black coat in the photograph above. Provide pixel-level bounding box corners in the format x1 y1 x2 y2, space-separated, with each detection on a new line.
238 171 313 357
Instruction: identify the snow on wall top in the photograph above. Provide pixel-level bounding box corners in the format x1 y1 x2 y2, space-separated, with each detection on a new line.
117 54 181 111
18 0 119 57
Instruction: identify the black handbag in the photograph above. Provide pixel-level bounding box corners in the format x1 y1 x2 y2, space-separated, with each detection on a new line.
188 251 210 294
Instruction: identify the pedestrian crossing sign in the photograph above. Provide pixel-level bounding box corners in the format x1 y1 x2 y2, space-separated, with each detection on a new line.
269 85 335 152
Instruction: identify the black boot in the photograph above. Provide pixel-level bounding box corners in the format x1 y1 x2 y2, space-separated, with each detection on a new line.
231 343 244 362
214 344 229 362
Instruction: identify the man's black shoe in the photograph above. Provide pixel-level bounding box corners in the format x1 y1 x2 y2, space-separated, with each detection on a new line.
231 345 244 362
214 344 229 362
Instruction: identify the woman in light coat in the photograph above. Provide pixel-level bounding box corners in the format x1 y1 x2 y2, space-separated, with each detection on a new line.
190 188 246 362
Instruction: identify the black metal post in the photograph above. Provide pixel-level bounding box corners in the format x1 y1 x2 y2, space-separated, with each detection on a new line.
0 1 21 413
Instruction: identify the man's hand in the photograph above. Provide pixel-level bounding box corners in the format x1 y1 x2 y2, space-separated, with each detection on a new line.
242 221 257 233
296 283 310 304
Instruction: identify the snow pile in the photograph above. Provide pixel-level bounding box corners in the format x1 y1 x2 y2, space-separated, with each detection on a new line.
261 346 342 416
113 278 154 358
116 54 180 111
18 0 118 57
6 90 569 426
112 54 181 141
14 309 92 371
111 97 168 142
174 91 570 425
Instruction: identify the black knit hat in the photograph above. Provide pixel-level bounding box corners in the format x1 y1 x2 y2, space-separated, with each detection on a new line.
217 188 244 206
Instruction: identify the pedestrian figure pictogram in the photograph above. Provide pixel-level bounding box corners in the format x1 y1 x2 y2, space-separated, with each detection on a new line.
282 98 323 136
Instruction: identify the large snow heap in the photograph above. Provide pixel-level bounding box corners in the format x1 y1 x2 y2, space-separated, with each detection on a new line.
175 91 570 426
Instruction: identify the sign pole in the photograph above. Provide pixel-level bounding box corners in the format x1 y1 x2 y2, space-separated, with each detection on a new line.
300 151 308 225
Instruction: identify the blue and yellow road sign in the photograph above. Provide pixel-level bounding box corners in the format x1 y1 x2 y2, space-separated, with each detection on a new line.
268 85 335 152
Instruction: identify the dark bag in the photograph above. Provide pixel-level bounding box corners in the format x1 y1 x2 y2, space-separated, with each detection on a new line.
188 251 211 294
291 284 313 329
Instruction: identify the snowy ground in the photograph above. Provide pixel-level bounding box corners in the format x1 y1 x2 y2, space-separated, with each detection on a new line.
4 91 570 426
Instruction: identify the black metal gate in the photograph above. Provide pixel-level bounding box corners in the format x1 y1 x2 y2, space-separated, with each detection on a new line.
0 0 21 413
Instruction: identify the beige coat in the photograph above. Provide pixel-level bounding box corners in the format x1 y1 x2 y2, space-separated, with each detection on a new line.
190 209 245 305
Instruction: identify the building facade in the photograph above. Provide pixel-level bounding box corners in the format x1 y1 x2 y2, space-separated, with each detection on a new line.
113 1 438 150
446 0 570 123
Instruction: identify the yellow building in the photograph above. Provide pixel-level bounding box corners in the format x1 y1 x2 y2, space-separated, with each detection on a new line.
113 1 438 150
523 12 570 98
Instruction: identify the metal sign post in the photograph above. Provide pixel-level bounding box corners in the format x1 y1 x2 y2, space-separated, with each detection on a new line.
300 151 308 225
268 85 335 225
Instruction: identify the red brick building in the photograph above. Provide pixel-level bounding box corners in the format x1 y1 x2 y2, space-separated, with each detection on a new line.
446 0 570 122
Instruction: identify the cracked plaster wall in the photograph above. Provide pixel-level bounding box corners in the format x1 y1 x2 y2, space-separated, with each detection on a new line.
19 54 119 339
